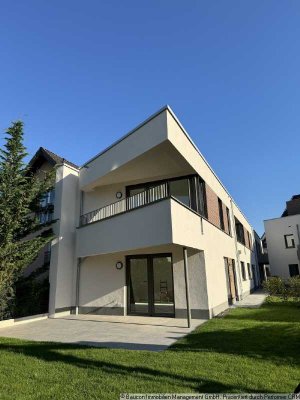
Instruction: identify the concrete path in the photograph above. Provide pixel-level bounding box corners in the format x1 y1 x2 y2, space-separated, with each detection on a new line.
0 314 205 351
233 289 267 308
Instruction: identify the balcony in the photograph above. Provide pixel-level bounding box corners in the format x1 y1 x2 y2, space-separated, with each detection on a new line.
76 182 203 257
80 182 169 227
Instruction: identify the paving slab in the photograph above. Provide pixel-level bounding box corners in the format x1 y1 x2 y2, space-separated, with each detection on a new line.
0 314 205 351
233 289 267 308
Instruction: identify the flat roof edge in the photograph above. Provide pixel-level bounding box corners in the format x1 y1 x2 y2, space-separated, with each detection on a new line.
80 104 255 230
81 105 170 169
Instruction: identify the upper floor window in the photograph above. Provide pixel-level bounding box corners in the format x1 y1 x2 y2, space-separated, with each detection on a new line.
38 210 53 225
218 198 225 231
197 177 208 218
247 263 252 279
247 231 252 248
226 207 231 235
40 190 55 208
284 234 295 249
241 261 246 280
169 178 190 207
235 218 245 245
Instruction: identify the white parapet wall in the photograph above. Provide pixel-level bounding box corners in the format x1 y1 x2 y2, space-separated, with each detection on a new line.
0 313 49 329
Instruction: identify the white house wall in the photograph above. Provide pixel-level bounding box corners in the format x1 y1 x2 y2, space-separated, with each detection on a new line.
264 215 300 279
49 164 79 315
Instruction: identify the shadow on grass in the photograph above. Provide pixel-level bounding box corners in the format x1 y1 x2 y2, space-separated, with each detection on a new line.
226 303 300 323
170 321 300 366
0 340 252 393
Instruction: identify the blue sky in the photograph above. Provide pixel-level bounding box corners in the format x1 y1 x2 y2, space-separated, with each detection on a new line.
0 1 299 234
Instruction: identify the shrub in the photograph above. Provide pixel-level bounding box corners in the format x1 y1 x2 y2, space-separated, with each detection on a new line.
263 276 300 300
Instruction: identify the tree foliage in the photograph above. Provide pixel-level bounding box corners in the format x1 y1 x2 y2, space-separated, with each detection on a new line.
0 121 54 319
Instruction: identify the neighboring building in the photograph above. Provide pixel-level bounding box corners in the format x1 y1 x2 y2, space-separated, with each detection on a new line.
254 231 268 283
32 106 261 320
25 147 78 277
264 195 300 279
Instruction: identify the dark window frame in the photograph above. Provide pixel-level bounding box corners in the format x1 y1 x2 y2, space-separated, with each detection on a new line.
241 261 246 281
247 263 252 279
235 218 245 245
218 198 225 231
126 174 208 218
226 207 231 236
289 264 299 277
284 234 295 249
126 253 175 317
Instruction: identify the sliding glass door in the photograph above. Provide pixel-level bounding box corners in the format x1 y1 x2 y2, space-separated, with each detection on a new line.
127 254 175 317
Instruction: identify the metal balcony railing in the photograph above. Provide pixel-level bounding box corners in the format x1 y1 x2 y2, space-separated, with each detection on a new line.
80 182 169 226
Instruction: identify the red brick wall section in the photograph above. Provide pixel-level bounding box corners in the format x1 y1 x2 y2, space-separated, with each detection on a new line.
222 203 230 234
206 185 221 228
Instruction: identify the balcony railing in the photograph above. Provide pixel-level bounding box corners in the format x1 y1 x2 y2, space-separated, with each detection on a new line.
80 182 169 226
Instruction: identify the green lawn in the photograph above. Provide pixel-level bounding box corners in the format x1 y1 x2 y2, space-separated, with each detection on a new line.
0 297 299 399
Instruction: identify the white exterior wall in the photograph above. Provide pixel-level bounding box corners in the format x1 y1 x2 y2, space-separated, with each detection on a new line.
77 244 210 317
49 164 79 315
264 215 300 279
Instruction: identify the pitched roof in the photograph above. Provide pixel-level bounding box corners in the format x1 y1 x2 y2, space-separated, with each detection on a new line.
28 147 79 172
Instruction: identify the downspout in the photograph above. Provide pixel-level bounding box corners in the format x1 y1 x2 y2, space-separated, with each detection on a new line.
229 198 243 300
75 191 84 316
75 258 82 315
252 232 260 288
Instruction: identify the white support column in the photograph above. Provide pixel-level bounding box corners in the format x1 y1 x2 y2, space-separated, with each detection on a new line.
183 247 191 328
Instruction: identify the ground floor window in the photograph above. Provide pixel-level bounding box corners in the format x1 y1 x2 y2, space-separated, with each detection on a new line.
126 254 175 317
241 261 246 280
289 264 299 277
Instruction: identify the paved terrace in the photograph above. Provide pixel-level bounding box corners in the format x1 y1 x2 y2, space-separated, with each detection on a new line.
0 291 267 351
0 315 204 351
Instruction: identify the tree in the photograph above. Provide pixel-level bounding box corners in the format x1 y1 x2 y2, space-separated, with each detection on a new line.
0 121 54 320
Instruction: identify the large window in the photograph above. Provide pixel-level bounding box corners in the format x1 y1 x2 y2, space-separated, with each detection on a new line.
235 218 245 245
169 178 190 207
241 261 246 281
218 198 225 231
126 174 208 218
289 264 299 277
284 234 295 249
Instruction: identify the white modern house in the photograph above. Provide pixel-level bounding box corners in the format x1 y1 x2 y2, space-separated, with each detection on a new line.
30 106 261 322
264 195 300 279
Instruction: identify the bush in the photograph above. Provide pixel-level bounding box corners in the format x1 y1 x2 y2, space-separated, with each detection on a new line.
263 276 300 300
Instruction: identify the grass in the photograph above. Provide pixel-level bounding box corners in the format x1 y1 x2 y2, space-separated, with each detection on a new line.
0 297 299 399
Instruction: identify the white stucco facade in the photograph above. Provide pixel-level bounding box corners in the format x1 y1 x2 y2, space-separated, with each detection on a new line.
264 215 300 279
46 106 261 319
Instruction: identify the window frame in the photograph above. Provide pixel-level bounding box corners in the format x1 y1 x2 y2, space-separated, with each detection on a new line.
288 264 299 277
218 198 225 231
235 218 245 245
241 261 246 281
226 207 231 236
247 263 252 279
284 234 295 249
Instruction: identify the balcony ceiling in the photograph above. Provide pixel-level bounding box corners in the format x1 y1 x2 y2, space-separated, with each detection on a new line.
84 141 195 190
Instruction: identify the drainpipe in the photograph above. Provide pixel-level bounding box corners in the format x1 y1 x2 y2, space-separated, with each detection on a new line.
229 198 243 300
75 258 82 315
183 247 191 328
